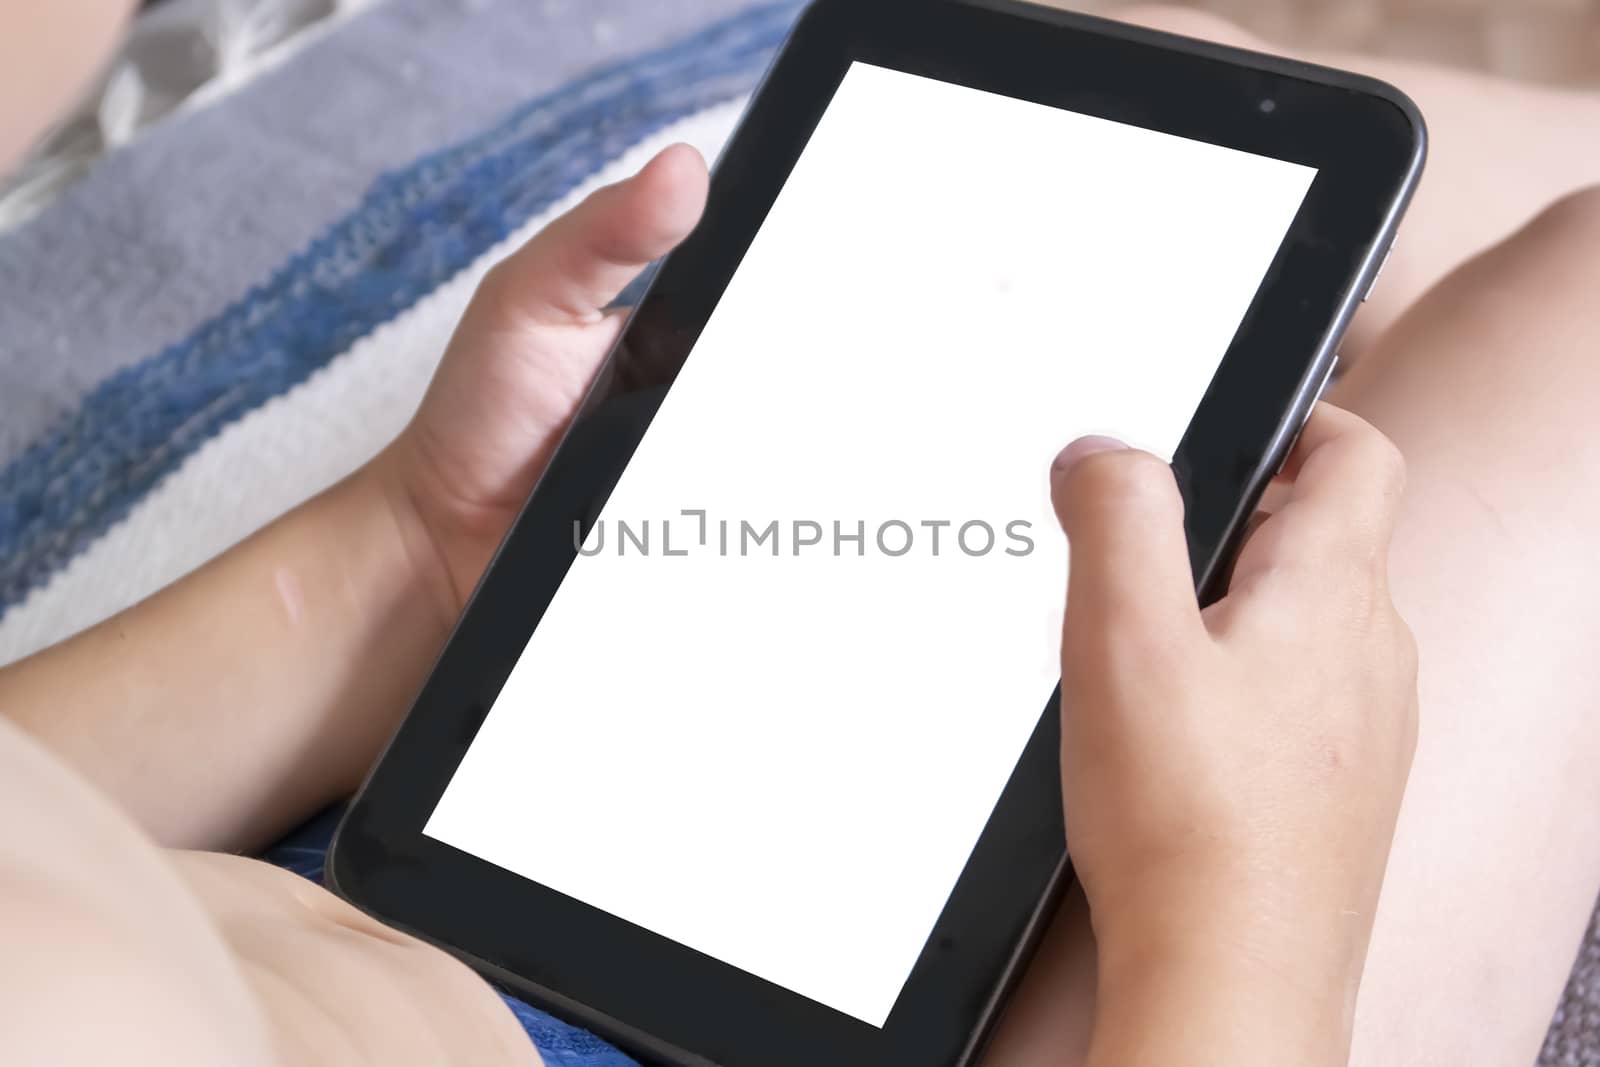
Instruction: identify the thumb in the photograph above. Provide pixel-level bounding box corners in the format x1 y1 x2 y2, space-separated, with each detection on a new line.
1051 438 1203 659
472 143 709 331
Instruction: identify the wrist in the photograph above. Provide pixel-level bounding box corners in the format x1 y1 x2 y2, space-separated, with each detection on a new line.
351 450 465 640
1088 877 1364 1067
1090 940 1355 1067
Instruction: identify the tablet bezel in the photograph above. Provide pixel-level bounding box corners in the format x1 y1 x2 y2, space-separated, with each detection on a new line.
329 2 1425 1064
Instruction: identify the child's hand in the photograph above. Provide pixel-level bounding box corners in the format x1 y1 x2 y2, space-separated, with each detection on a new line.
372 145 709 622
1050 407 1418 1066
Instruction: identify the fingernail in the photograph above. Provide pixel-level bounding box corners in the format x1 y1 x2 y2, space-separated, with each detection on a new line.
1051 435 1128 477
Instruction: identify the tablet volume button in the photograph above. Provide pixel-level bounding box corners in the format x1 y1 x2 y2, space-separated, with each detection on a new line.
1362 246 1393 303
1314 353 1339 404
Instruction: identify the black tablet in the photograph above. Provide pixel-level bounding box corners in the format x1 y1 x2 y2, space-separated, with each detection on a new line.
329 2 1424 1063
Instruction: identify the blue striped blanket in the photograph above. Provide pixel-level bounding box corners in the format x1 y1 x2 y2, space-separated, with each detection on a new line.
0 0 796 660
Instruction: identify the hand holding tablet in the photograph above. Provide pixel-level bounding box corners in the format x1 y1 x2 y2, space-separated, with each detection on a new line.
331 1 1424 1063
1046 413 1417 1067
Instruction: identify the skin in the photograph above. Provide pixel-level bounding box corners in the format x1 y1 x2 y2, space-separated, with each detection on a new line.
2 3 1597 1066
982 12 1600 1067
1048 419 1417 1067
0 1 135 167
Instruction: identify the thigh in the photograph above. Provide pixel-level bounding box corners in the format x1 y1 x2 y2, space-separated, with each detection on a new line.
1336 186 1600 1067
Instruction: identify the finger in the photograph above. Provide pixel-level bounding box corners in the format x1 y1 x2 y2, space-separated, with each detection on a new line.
476 143 709 330
1230 404 1406 586
1051 437 1205 658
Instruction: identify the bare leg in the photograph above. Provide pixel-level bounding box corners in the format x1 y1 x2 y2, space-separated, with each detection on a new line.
987 176 1600 1065
1336 186 1600 1067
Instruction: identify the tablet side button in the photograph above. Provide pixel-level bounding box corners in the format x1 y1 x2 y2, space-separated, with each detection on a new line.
1362 245 1393 303
1315 353 1339 404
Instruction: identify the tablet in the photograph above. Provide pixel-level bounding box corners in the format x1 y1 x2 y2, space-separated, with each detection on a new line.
329 2 1424 1063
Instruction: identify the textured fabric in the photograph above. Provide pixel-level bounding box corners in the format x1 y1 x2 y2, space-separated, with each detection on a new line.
0 0 754 470
1544 904 1600 1067
0 0 379 231
0 1 790 650
0 105 739 666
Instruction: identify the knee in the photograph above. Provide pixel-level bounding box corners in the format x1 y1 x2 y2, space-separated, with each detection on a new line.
1527 185 1600 248
1444 185 1600 328
1114 5 1262 50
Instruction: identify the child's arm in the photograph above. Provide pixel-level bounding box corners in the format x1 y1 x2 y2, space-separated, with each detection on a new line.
0 146 710 853
0 468 444 852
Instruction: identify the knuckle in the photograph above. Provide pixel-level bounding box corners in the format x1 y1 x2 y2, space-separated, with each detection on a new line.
1367 432 1408 499
1330 422 1407 548
474 258 521 312
1335 411 1405 485
473 259 506 297
1350 439 1408 538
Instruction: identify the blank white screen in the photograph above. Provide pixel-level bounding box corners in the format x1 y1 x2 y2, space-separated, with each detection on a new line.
425 62 1316 1027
